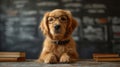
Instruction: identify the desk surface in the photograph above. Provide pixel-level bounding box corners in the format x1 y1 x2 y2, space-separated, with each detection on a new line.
0 59 120 67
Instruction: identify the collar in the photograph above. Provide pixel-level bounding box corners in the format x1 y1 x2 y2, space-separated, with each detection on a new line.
52 39 70 45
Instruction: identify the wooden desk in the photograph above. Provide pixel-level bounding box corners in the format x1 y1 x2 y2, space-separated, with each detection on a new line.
0 59 120 67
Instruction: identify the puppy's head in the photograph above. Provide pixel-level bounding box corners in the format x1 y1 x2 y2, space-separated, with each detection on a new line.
40 9 78 40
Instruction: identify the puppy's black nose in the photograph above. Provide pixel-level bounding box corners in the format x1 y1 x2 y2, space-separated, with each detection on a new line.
54 25 61 30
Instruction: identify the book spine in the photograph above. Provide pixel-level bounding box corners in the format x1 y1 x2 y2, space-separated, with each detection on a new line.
93 54 119 58
0 57 25 62
0 52 25 57
95 57 120 62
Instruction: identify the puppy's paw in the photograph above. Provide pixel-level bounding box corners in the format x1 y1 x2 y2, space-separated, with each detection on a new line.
45 53 57 64
35 59 44 63
60 53 71 63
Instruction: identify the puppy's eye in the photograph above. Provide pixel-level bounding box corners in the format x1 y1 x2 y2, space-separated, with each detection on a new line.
61 17 66 21
60 16 67 22
48 17 55 23
48 17 53 21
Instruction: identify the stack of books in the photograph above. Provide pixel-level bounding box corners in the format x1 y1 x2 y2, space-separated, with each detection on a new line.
0 52 26 62
93 53 120 62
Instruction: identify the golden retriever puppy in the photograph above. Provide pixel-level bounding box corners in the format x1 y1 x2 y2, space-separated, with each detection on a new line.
37 9 79 64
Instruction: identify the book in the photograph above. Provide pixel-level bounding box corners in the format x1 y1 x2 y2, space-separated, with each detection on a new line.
94 57 120 62
0 52 25 57
93 53 120 62
93 53 119 58
0 52 26 62
0 57 25 62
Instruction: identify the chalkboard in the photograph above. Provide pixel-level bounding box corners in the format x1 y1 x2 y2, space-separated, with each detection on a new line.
0 0 120 59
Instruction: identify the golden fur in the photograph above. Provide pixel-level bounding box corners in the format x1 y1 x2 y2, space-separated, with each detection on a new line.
37 9 79 63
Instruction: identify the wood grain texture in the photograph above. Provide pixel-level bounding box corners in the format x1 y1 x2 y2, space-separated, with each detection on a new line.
0 60 120 67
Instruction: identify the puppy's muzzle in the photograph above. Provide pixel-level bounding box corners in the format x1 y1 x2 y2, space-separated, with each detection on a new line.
54 24 61 33
54 25 61 30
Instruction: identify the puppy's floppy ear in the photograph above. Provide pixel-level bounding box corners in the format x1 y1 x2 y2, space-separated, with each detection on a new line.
39 12 49 35
65 10 78 36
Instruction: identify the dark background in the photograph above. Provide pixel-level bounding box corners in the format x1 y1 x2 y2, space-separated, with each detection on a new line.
0 0 120 59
